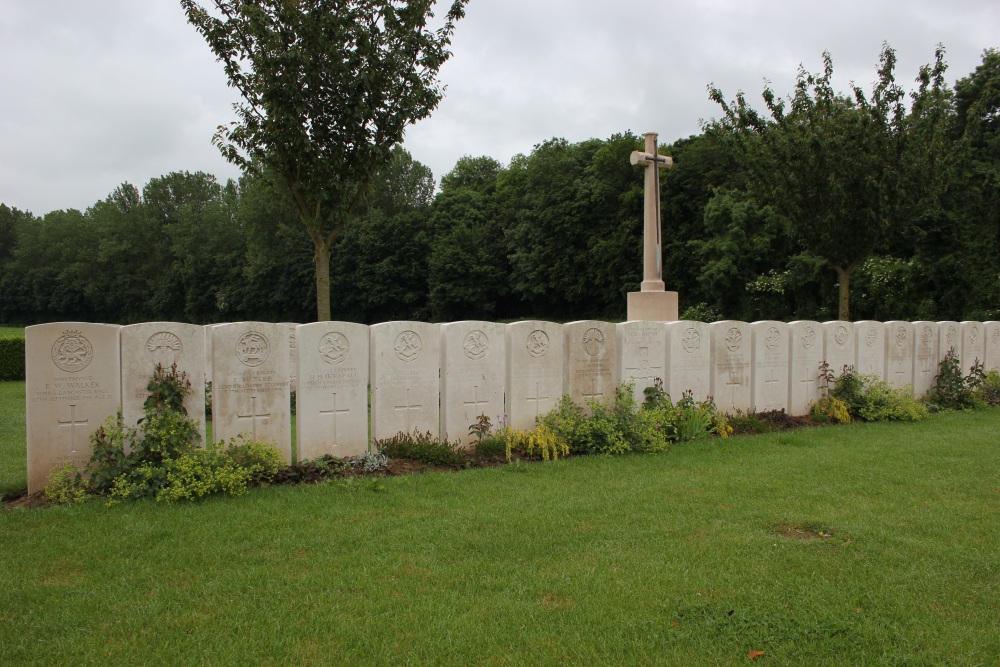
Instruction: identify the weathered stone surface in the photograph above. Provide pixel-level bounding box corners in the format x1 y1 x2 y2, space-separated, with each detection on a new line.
617 321 666 404
441 321 506 446
854 321 885 379
912 322 940 397
985 321 1000 373
788 321 824 416
822 321 855 378
506 321 564 431
751 321 789 413
295 322 370 460
960 321 985 374
26 322 122 494
370 321 440 442
938 321 961 364
280 323 301 393
563 320 620 408
211 322 292 462
120 322 206 444
883 321 914 390
709 321 752 414
665 320 711 402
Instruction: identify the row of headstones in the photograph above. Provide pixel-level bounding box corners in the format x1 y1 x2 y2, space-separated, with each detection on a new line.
25 319 1000 493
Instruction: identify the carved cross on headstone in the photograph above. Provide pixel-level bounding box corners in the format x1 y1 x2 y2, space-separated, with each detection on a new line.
582 379 604 402
237 395 270 441
525 381 550 419
319 392 350 446
57 404 89 455
629 132 673 291
394 388 422 432
463 385 489 418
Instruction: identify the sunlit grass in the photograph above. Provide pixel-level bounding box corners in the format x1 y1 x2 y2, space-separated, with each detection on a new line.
2 398 998 665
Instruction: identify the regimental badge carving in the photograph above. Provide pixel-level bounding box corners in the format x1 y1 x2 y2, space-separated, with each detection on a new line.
51 330 93 373
682 327 700 353
236 332 270 367
394 330 422 362
835 325 849 347
146 331 182 367
969 325 980 346
866 327 877 348
463 330 489 360
765 327 781 352
526 330 550 358
921 326 933 348
582 328 605 357
802 326 816 349
946 326 958 347
725 327 742 352
319 332 349 365
895 326 907 348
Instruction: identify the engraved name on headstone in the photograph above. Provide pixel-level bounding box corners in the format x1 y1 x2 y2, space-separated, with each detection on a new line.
751 321 789 413
26 322 122 494
212 322 292 462
563 321 620 409
296 322 370 459
618 321 667 404
506 321 564 431
665 320 712 402
370 321 440 441
441 321 506 446
710 321 752 414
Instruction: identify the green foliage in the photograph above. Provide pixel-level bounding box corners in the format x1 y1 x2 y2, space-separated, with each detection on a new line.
978 370 1000 407
0 336 25 381
929 349 982 410
43 464 89 505
374 430 465 466
831 365 928 422
810 360 852 424
501 424 569 462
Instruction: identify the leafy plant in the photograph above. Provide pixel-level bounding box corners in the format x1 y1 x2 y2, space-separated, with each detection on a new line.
349 452 390 473
374 430 465 466
831 365 926 422
928 350 986 411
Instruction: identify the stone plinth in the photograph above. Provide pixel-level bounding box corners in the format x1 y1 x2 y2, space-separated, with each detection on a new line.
26 323 122 494
296 322 370 459
626 291 679 322
370 321 440 442
506 321 564 431
441 321 506 446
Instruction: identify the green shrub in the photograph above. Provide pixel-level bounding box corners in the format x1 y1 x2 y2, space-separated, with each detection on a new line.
831 366 927 422
374 430 465 466
928 350 982 411
43 464 89 505
538 395 587 453
978 369 1000 406
0 336 25 381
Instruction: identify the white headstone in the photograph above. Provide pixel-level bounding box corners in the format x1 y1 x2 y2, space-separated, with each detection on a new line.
664 320 712 403
295 322 370 460
120 322 206 445
912 321 939 397
563 320 620 408
370 321 440 441
25 323 122 494
505 321 564 431
822 321 855 378
937 321 961 364
960 321 985 375
204 325 215 384
211 322 292 462
883 321 914 390
984 321 1000 373
709 321 752 414
788 320 824 416
618 321 667 404
441 321 506 446
854 321 885 379
280 323 301 393
751 321 789 413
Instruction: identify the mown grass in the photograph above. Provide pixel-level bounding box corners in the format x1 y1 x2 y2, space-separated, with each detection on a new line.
0 382 26 497
1 393 998 665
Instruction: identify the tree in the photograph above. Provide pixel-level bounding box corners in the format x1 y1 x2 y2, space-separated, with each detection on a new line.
707 45 950 320
181 0 468 320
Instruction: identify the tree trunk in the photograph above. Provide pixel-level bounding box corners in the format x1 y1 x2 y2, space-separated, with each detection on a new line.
313 236 332 322
834 264 852 321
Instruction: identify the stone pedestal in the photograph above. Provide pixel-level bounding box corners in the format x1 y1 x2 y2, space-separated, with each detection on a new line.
626 290 678 322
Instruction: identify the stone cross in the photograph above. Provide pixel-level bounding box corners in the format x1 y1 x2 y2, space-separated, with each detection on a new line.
630 132 673 291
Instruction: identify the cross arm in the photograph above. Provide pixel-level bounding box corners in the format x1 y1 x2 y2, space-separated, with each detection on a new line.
630 151 674 169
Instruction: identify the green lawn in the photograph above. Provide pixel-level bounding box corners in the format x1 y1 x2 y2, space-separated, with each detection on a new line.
2 383 998 665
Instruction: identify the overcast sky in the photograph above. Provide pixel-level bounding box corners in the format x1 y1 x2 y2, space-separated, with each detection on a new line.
1 0 998 215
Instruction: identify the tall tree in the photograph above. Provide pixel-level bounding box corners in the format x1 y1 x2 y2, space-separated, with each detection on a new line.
181 0 468 320
707 45 949 320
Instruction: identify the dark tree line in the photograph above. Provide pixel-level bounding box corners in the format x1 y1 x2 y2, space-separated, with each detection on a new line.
1 49 997 326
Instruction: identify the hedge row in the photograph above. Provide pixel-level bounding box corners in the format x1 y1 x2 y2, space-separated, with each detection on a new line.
0 337 25 381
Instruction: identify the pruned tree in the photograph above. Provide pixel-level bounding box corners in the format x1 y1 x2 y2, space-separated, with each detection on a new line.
180 0 468 320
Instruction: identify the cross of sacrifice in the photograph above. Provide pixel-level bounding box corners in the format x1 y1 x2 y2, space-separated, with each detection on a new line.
237 395 271 440
629 132 673 291
57 404 89 454
319 392 350 445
